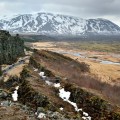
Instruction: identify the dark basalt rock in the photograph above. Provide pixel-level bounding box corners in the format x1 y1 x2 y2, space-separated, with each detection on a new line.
0 89 8 99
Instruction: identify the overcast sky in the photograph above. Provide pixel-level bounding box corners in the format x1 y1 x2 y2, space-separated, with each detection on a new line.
0 0 120 26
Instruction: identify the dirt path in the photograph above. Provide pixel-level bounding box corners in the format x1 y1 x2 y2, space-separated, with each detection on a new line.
3 57 30 82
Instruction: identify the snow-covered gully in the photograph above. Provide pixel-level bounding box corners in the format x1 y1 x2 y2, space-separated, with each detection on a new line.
34 69 91 119
58 87 91 120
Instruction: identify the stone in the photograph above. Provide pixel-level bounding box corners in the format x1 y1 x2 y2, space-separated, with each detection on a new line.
0 89 8 99
37 107 46 114
1 100 11 106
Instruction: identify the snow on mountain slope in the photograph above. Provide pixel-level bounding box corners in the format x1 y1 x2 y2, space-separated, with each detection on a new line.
0 12 120 35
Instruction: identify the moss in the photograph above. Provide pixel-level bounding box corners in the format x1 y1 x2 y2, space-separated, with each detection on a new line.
0 65 2 76
89 96 107 110
20 67 30 79
109 112 120 120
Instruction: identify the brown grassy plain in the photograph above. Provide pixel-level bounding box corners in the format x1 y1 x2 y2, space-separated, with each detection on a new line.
27 41 120 85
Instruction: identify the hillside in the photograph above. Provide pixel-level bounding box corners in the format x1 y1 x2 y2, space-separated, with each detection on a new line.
0 49 120 119
0 12 120 36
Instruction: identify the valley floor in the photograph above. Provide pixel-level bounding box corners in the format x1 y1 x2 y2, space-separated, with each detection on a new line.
26 41 120 86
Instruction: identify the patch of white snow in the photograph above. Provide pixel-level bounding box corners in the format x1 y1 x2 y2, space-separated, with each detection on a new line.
54 83 61 88
39 72 45 77
59 88 70 101
34 68 38 72
37 113 46 119
12 86 19 101
60 107 64 111
83 112 89 117
82 116 91 120
45 81 53 86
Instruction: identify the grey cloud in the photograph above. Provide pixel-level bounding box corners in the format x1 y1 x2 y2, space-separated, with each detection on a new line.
0 0 120 26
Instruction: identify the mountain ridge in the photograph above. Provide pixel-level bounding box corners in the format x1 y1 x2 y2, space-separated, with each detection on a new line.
0 12 120 36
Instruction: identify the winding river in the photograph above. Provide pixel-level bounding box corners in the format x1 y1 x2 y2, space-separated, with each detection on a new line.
53 50 120 65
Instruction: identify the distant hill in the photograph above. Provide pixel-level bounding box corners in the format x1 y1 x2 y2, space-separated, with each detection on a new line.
20 34 56 42
0 12 120 36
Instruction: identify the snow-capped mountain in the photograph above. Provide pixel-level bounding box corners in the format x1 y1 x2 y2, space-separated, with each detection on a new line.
0 12 120 36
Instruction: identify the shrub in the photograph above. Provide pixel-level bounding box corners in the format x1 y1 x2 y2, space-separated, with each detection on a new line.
0 65 2 76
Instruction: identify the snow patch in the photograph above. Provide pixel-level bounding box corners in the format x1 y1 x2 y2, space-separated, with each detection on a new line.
15 86 19 90
34 68 38 72
37 113 46 119
82 116 91 120
83 112 89 117
0 103 3 106
60 107 64 111
54 83 61 88
45 81 53 86
39 72 45 77
12 86 19 101
39 72 47 80
59 88 70 101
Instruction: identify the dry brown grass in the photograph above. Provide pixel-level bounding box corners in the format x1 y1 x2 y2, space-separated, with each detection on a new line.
27 41 120 84
65 54 120 85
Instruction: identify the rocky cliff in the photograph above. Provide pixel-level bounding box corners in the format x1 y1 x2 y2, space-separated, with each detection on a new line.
0 30 24 64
